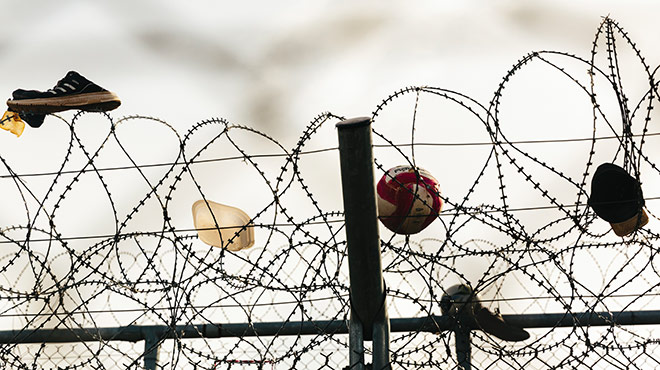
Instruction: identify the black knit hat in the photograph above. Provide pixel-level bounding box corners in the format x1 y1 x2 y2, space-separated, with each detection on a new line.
588 163 647 236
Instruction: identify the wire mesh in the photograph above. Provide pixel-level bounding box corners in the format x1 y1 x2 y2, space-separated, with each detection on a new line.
0 16 659 369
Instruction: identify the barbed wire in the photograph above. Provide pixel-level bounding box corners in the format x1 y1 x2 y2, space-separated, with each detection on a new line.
1 16 660 369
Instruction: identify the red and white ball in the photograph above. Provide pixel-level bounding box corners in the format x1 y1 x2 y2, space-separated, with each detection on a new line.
376 165 442 234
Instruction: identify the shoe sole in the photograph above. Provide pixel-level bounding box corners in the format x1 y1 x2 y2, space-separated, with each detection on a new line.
7 91 121 114
475 307 530 342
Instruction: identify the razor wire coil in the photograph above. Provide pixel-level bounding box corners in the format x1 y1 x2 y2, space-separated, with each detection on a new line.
1 16 660 369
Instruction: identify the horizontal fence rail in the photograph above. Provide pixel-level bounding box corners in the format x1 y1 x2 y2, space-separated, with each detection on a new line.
3 310 660 344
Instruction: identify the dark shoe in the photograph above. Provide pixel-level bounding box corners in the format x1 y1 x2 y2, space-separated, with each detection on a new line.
10 90 46 128
441 284 530 342
475 306 530 342
7 71 121 114
9 110 45 128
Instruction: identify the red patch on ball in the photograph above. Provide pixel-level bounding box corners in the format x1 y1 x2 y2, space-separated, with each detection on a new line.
376 165 442 234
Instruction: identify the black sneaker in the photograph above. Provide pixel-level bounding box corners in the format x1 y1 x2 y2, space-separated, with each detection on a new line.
7 71 121 114
8 109 45 128
19 112 45 128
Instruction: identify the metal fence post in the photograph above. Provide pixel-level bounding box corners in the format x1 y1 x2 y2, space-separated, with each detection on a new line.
349 311 366 369
337 117 391 370
143 328 160 370
454 326 471 370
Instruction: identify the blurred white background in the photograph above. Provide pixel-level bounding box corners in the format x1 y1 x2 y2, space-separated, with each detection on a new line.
0 0 658 138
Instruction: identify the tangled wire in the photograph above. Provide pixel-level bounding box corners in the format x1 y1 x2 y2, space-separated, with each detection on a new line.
0 16 659 370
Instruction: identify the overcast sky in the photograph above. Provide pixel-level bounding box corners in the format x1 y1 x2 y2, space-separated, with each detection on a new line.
1 0 658 138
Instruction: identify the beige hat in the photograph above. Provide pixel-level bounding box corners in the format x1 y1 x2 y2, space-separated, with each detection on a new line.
192 199 254 251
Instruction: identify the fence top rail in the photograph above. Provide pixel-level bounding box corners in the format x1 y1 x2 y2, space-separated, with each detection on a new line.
2 310 660 344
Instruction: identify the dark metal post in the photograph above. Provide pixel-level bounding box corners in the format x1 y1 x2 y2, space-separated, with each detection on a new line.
349 311 365 369
454 327 471 370
336 117 391 369
143 328 160 370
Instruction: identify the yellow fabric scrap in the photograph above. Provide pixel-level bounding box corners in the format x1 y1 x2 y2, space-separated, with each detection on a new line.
0 110 25 137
